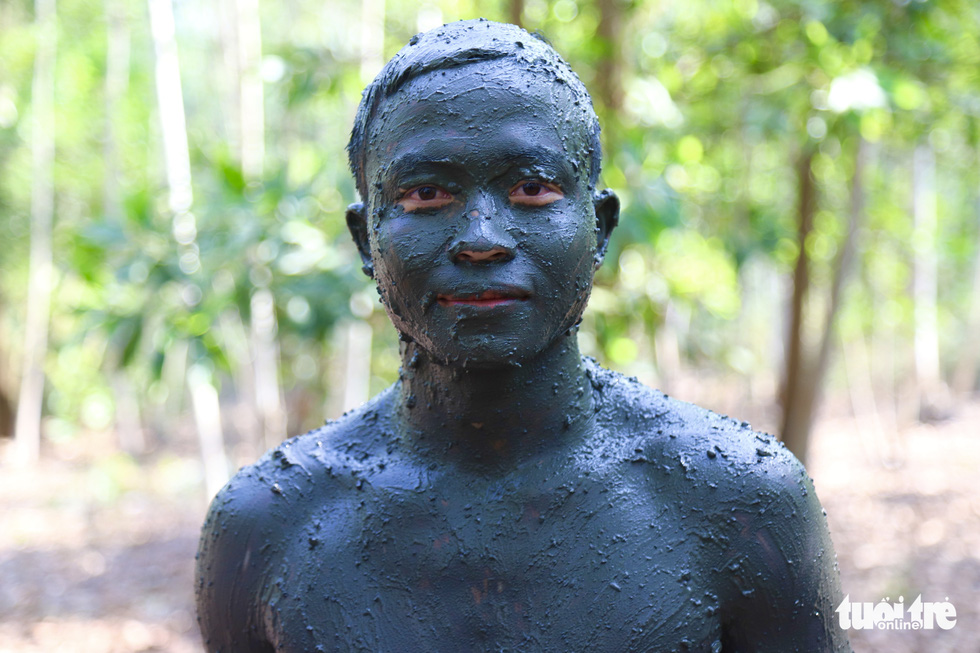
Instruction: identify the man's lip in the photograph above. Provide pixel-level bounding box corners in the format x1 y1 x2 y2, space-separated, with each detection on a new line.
436 290 530 307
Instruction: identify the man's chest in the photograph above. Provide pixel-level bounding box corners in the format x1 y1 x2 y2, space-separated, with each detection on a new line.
261 470 725 652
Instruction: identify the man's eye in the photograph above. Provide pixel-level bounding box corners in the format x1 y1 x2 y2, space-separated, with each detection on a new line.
398 185 453 212
510 181 563 206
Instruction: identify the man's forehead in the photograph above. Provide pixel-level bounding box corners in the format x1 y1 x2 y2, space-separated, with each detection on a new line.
384 137 574 176
369 60 593 141
365 89 592 186
349 20 603 198
398 59 563 97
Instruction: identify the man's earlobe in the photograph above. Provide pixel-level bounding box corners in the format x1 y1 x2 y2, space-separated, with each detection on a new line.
593 189 620 268
345 202 374 278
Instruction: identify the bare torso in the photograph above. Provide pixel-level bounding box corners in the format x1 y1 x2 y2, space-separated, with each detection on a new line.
197 362 848 652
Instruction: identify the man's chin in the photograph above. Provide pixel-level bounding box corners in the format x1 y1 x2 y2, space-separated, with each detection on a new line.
432 351 529 371
417 340 538 371
454 355 527 371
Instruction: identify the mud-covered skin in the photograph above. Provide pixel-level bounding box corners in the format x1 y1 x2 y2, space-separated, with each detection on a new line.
196 361 847 652
196 19 849 652
354 59 606 368
346 27 615 371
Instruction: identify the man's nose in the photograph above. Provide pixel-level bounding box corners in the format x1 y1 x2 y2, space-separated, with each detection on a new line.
449 206 516 264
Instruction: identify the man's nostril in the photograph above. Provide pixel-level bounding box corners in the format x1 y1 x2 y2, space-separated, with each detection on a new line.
455 246 511 263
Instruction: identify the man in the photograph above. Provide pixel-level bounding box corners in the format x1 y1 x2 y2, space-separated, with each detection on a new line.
196 19 850 652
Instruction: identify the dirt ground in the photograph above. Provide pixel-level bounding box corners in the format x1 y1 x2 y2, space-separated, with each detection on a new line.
0 404 977 652
809 404 980 653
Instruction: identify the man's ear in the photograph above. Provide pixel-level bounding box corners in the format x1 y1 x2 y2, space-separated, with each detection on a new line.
345 202 374 278
593 189 620 268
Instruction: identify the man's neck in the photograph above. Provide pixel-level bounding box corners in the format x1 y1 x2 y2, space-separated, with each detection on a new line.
393 334 595 470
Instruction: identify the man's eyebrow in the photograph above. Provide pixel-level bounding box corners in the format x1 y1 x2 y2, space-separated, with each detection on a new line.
486 147 576 185
387 144 573 181
386 153 456 182
499 146 572 171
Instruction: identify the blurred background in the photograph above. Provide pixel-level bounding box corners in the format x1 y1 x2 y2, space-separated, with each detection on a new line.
1 0 978 650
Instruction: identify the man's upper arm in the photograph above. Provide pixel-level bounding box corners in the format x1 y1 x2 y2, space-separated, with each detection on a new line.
195 465 279 653
716 444 850 652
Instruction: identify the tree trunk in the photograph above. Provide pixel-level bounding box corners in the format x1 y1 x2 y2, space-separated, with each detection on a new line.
230 0 284 450
217 0 241 156
219 308 261 456
508 0 524 27
952 245 980 396
148 0 229 485
952 143 980 396
0 314 16 436
147 0 192 216
251 288 285 449
341 319 372 414
14 0 57 464
189 364 229 498
234 0 263 177
112 371 146 454
912 143 950 420
778 150 815 462
595 0 625 116
105 0 141 453
103 0 129 221
780 140 867 464
359 0 384 82
813 138 865 401
0 385 13 438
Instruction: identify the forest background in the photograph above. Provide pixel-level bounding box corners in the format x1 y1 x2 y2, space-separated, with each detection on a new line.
1 0 978 651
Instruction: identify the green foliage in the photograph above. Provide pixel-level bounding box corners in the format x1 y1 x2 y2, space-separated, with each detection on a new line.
2 0 979 439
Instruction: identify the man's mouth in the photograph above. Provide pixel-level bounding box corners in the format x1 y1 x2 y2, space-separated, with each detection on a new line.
436 290 529 308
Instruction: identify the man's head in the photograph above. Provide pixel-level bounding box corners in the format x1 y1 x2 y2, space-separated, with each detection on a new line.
347 19 602 201
345 20 619 368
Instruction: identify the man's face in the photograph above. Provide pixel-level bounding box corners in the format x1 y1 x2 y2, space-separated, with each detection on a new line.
355 60 615 368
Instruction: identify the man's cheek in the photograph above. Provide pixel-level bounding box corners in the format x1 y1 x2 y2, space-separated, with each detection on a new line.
523 226 594 269
386 220 453 264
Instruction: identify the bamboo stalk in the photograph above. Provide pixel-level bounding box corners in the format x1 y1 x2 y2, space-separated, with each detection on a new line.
148 0 230 489
14 0 57 465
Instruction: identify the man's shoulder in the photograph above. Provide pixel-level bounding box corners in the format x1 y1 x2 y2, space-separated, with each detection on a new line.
587 359 808 492
195 387 400 651
203 386 398 530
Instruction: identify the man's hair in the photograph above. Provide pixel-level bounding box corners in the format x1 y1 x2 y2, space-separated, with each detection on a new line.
347 19 602 202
